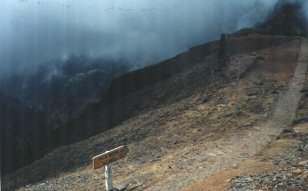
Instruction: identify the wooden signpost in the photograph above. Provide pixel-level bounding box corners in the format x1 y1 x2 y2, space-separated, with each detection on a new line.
92 145 129 191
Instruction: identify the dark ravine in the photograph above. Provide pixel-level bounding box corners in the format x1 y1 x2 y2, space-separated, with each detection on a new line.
0 91 49 174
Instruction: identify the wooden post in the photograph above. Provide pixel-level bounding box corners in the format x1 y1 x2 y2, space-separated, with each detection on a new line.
104 165 113 191
92 146 129 191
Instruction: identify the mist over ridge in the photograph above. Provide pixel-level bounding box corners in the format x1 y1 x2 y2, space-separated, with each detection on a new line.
1 0 283 77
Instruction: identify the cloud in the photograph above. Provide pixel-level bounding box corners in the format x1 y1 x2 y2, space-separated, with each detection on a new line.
0 0 279 76
304 1 308 18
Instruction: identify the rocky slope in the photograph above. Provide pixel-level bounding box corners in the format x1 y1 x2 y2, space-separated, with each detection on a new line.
2 0 308 177
2 34 305 191
49 34 300 148
185 38 308 191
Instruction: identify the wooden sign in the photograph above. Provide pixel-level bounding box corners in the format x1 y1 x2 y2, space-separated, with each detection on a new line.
92 145 129 169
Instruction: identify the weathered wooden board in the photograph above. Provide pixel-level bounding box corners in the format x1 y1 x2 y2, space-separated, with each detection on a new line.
92 145 129 169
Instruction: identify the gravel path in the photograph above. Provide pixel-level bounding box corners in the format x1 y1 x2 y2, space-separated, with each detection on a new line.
147 38 308 190
228 38 308 191
270 38 308 127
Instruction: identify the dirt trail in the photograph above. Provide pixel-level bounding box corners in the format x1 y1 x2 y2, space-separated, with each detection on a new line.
270 38 308 127
146 39 308 191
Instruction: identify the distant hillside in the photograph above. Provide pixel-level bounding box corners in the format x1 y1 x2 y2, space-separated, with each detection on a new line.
0 56 129 175
0 91 49 174
0 56 129 128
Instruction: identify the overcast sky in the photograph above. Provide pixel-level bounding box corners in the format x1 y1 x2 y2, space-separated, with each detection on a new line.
0 0 289 76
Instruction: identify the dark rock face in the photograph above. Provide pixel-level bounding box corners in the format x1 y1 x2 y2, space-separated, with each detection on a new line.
257 0 308 37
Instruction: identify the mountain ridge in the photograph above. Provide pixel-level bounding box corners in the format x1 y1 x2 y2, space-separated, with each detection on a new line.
3 33 305 190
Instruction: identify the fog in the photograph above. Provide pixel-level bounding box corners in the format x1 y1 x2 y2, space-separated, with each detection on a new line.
304 1 308 18
0 0 301 77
